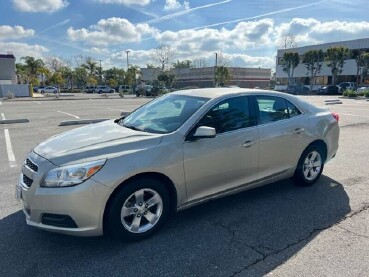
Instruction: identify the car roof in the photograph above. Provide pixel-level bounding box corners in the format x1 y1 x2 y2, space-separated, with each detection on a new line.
172 87 293 100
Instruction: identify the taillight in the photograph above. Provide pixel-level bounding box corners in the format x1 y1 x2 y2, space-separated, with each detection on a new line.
332 112 339 122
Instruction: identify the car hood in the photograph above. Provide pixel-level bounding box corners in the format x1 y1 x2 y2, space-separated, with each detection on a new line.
34 120 163 165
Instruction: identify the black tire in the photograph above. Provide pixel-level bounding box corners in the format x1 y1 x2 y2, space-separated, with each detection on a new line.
41 90 45 94
106 177 170 241
293 145 325 186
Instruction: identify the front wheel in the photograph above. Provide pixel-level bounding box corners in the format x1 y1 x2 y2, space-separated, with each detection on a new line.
294 146 324 186
106 178 170 241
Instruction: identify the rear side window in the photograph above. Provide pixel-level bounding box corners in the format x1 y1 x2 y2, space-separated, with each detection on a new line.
256 96 301 124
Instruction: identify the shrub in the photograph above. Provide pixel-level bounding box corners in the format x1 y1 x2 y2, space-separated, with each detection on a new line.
119 91 124 98
4 91 15 99
365 91 369 98
357 91 365 97
343 89 357 97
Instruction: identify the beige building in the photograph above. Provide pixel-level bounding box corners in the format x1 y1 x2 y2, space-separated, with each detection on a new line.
140 67 271 89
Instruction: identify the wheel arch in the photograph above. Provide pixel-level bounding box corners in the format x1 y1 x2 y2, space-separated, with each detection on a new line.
102 172 178 232
306 139 327 162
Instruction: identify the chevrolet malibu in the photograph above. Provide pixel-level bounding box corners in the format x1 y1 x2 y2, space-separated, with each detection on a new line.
16 88 339 240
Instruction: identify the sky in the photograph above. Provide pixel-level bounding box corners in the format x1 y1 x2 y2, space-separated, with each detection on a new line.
0 0 369 70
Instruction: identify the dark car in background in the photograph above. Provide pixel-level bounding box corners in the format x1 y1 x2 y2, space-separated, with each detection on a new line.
317 85 339 95
286 84 309 95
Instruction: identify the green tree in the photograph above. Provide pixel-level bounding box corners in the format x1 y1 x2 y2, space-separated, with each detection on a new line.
49 72 64 88
74 67 88 87
15 63 29 84
104 67 125 85
82 57 98 76
157 71 176 88
172 60 192 68
281 52 299 85
107 78 118 88
20 56 45 78
325 46 349 85
215 66 231 87
302 49 324 91
359 53 369 83
125 66 140 86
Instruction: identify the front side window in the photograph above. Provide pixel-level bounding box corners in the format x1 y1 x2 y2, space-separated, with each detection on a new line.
122 94 209 134
195 96 253 134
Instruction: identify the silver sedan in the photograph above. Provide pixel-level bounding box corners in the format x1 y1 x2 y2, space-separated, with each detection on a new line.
16 88 339 240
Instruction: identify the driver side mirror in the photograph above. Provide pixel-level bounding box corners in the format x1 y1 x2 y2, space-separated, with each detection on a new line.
193 126 216 139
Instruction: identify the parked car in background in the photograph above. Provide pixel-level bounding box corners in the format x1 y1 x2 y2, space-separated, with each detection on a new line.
39 86 58 94
317 85 339 95
356 86 369 93
95 86 115 94
286 84 309 95
137 85 156 97
337 82 357 93
85 86 96 93
118 85 133 94
33 86 44 93
16 88 339 241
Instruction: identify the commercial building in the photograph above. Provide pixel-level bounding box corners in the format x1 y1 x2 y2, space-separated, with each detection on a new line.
140 66 271 89
275 38 369 91
0 53 16 85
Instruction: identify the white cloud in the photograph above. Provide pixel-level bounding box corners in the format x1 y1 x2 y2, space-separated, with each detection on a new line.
164 0 190 10
0 25 35 40
275 18 369 46
95 0 150 6
0 41 49 60
67 17 157 46
12 0 69 13
155 19 274 55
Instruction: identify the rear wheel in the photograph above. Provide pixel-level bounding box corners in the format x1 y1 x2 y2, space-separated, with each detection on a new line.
294 145 324 186
106 177 170 241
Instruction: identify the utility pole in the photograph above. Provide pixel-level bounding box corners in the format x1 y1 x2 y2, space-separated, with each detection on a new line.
99 59 102 85
214 52 218 87
125 50 130 70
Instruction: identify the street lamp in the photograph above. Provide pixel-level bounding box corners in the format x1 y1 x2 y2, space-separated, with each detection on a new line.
98 59 102 85
214 52 218 87
125 50 130 70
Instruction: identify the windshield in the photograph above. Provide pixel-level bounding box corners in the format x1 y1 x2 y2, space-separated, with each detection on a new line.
122 94 209 134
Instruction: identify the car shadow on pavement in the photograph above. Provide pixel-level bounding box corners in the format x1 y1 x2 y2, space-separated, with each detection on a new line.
0 175 350 277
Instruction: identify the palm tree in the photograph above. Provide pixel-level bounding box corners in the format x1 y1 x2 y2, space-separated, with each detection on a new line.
20 56 44 78
82 58 98 76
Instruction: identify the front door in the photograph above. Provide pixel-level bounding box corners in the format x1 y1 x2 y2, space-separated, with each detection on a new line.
183 96 259 203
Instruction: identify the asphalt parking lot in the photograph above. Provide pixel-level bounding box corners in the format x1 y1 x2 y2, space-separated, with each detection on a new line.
0 94 368 276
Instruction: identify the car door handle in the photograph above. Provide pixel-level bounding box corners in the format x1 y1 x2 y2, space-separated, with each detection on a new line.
293 128 305 135
242 140 256 148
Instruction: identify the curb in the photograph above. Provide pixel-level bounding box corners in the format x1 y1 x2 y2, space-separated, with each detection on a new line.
59 119 109 126
120 112 130 116
325 101 343 105
0 119 30 124
325 99 342 105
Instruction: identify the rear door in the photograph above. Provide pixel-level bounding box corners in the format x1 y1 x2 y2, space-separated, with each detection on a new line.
254 95 311 179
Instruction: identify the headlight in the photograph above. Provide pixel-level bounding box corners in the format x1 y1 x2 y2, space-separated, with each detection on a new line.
41 159 106 187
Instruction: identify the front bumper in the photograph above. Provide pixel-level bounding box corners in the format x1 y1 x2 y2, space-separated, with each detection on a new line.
17 152 112 237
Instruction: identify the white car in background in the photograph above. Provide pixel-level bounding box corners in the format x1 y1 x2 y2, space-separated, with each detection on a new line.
38 86 59 94
95 86 116 94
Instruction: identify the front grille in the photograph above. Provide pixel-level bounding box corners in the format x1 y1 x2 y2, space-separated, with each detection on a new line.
25 158 38 172
23 174 33 187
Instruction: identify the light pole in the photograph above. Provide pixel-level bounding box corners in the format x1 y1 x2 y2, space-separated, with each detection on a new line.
125 50 130 70
214 52 218 87
98 59 102 85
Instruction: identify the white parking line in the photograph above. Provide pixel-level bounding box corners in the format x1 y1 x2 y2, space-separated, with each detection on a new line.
36 101 42 105
1 113 5 120
340 113 369 118
4 129 17 167
0 101 2 105
107 108 125 111
57 111 80 119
